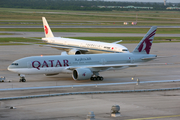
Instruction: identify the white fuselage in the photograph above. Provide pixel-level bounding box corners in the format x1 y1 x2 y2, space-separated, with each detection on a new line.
8 53 155 75
42 37 129 53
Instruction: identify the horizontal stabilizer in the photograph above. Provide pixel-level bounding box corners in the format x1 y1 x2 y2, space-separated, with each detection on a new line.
141 57 157 60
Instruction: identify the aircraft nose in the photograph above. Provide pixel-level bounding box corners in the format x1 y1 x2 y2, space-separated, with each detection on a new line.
7 65 12 71
7 64 18 72
8 61 21 73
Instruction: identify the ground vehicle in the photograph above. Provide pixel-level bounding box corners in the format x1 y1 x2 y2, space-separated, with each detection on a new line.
0 76 5 82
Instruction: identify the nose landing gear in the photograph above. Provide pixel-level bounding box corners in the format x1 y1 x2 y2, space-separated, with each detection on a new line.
19 74 26 82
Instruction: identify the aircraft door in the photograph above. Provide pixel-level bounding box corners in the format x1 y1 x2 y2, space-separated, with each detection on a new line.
27 62 31 68
131 57 135 63
80 43 83 47
64 41 67 45
100 58 106 65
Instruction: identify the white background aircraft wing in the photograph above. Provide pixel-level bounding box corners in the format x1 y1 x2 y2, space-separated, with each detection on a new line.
40 45 89 52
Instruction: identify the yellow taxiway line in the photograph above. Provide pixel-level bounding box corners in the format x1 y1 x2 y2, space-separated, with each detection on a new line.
127 114 180 120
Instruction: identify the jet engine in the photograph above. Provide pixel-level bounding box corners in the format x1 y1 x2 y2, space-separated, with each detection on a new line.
68 48 82 55
72 68 93 80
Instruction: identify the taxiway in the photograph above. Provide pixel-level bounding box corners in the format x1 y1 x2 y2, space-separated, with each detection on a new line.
0 43 180 120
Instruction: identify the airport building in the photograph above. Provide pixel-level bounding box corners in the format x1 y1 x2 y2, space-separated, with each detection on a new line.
166 7 180 10
98 6 153 9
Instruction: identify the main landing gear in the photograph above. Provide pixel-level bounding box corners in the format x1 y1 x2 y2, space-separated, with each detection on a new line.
18 74 26 82
90 76 104 81
90 72 104 81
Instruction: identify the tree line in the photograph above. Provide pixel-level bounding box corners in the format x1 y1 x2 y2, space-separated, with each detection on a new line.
0 0 179 11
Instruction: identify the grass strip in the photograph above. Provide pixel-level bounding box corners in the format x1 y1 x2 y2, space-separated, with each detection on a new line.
0 37 39 42
0 33 14 35
0 37 180 45
0 28 180 34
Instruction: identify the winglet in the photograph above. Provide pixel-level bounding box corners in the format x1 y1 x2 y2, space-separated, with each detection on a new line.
112 40 122 44
42 17 54 38
132 26 157 54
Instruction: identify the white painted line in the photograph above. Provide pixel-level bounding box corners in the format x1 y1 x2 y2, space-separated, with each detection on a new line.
0 87 180 101
0 79 180 91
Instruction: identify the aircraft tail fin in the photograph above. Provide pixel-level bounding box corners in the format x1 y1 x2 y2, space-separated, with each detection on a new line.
132 26 157 54
42 17 54 38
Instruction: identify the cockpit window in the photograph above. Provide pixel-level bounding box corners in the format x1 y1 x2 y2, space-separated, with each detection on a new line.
122 49 128 51
11 63 18 66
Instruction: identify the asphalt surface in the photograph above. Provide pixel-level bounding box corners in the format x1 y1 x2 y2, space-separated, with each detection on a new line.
0 43 180 120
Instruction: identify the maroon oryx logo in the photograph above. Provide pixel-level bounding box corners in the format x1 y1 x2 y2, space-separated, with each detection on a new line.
82 72 86 76
138 29 156 54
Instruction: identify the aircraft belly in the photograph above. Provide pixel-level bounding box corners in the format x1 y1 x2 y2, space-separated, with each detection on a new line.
11 67 66 75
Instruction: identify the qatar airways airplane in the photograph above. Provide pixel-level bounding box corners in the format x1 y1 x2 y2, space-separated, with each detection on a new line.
41 17 129 55
8 26 157 82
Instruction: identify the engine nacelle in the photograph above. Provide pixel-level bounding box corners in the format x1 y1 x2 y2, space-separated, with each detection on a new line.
72 68 93 80
68 48 82 55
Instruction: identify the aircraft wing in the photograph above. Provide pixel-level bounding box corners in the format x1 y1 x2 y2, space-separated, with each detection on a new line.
67 63 167 70
112 40 122 44
39 44 71 51
9 41 89 53
67 63 139 70
39 44 89 52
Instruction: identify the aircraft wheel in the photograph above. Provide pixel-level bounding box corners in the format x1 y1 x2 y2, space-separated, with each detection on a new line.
97 77 100 81
100 77 104 81
22 79 26 82
97 76 103 81
93 77 97 81
90 76 103 81
90 77 97 81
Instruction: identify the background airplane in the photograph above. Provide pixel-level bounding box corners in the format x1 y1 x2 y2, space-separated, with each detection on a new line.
41 17 129 55
8 26 157 82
